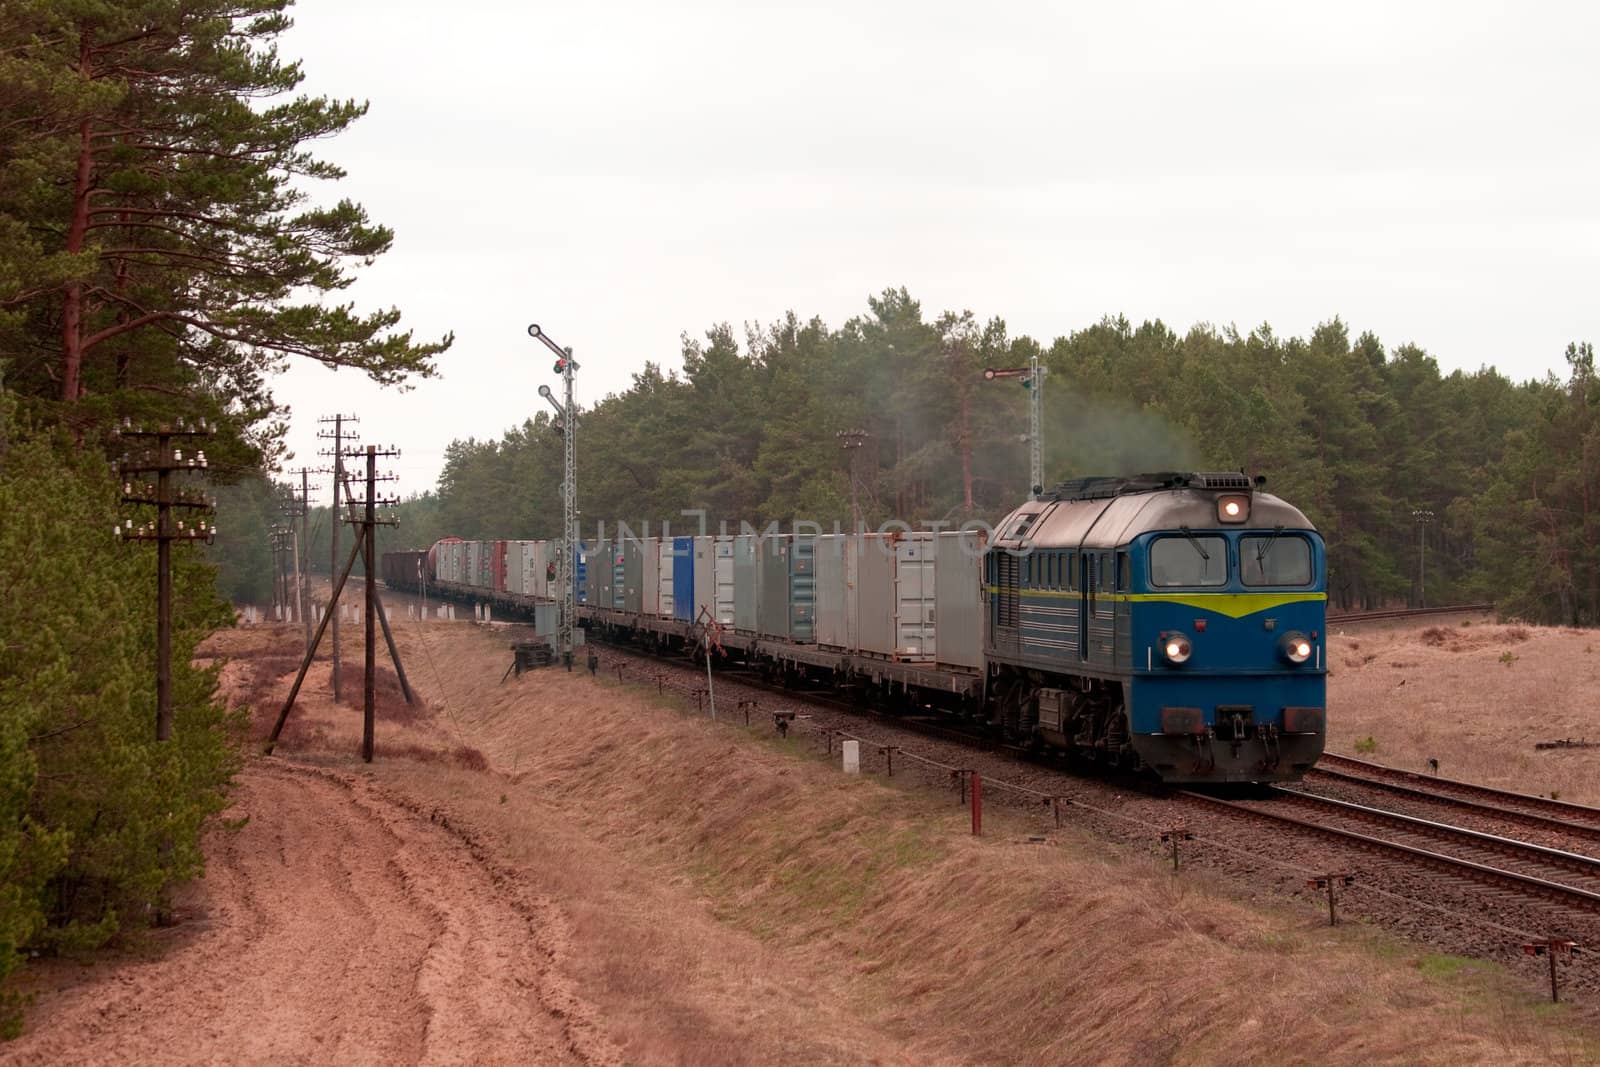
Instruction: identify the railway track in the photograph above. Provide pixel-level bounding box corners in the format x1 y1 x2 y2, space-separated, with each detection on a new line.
1306 755 1600 849
1325 603 1492 624
1182 788 1600 914
591 632 1600 950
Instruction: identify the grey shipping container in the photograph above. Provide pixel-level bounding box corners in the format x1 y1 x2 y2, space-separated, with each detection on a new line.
935 529 985 668
814 534 857 651
856 533 933 661
465 541 482 588
758 534 815 643
732 534 759 633
590 539 614 610
640 536 660 617
622 538 645 614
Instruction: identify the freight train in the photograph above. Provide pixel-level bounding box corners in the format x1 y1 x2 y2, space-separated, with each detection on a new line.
382 472 1327 783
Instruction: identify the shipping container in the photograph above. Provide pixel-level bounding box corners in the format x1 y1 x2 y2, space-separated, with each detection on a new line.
660 538 681 618
494 540 510 593
672 536 695 622
465 541 482 588
611 542 626 610
732 534 759 633
758 534 815 642
814 534 858 651
856 533 934 661
639 536 659 617
894 534 934 659
693 536 735 626
589 539 613 609
934 530 984 668
621 538 644 614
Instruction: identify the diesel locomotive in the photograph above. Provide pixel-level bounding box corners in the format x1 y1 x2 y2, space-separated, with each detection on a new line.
984 471 1326 783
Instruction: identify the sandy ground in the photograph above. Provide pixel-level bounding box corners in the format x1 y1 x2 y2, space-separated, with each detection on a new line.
1327 615 1600 803
5 761 608 1065
7 600 1599 1065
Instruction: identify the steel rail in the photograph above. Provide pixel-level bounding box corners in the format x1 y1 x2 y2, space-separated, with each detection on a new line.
1180 789 1600 912
1266 787 1600 879
1306 764 1600 845
1326 603 1492 623
1318 752 1600 823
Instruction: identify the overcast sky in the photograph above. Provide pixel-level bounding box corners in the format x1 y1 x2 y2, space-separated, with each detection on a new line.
270 0 1598 502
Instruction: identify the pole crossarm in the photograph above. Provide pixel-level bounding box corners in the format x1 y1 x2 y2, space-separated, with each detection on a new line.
113 418 217 742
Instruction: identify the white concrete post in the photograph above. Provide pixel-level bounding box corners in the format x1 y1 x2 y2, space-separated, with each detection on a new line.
842 739 860 775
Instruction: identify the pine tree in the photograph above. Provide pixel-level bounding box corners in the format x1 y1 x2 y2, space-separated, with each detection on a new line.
0 0 450 426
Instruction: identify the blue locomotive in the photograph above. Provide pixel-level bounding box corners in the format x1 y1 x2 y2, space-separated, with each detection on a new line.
984 472 1327 782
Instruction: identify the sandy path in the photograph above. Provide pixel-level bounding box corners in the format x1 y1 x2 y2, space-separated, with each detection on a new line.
4 760 619 1066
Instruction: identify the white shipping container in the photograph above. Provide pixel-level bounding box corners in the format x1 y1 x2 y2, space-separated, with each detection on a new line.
895 535 936 659
657 538 675 617
715 538 735 624
856 533 936 661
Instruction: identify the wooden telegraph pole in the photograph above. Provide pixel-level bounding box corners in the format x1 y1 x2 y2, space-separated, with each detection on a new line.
317 414 358 699
115 418 217 741
266 441 406 763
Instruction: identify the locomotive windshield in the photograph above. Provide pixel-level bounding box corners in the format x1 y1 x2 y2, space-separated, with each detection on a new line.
1241 534 1313 586
1149 535 1227 587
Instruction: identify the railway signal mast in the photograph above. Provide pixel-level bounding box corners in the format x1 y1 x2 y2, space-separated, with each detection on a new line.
529 323 579 669
983 353 1047 498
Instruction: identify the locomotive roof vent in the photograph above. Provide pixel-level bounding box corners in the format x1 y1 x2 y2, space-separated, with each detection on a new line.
1042 471 1262 502
1191 471 1252 491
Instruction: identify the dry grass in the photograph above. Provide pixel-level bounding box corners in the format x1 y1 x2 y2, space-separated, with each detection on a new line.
1329 621 1600 802
197 618 1599 1064
365 624 1596 1064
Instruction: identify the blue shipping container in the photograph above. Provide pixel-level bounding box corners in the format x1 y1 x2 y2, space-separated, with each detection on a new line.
672 536 696 622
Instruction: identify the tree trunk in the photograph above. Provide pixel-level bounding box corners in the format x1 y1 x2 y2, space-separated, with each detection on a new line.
959 388 973 513
60 33 96 403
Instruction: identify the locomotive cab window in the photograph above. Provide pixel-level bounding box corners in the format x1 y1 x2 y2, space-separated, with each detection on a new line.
1149 535 1228 587
1241 534 1313 586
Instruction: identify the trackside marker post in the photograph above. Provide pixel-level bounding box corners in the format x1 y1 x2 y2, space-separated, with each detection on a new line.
971 772 982 835
1307 871 1355 926
1523 939 1580 1003
1160 826 1194 871
842 740 860 774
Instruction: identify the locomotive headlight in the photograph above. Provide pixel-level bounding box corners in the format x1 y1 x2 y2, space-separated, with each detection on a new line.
1280 631 1313 665
1217 495 1250 523
1161 632 1192 665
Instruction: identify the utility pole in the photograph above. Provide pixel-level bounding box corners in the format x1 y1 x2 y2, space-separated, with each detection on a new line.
318 414 358 698
268 442 400 761
343 443 399 760
287 466 326 650
1411 508 1434 608
530 323 580 670
268 524 290 619
836 428 869 530
115 418 216 741
984 355 1048 498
